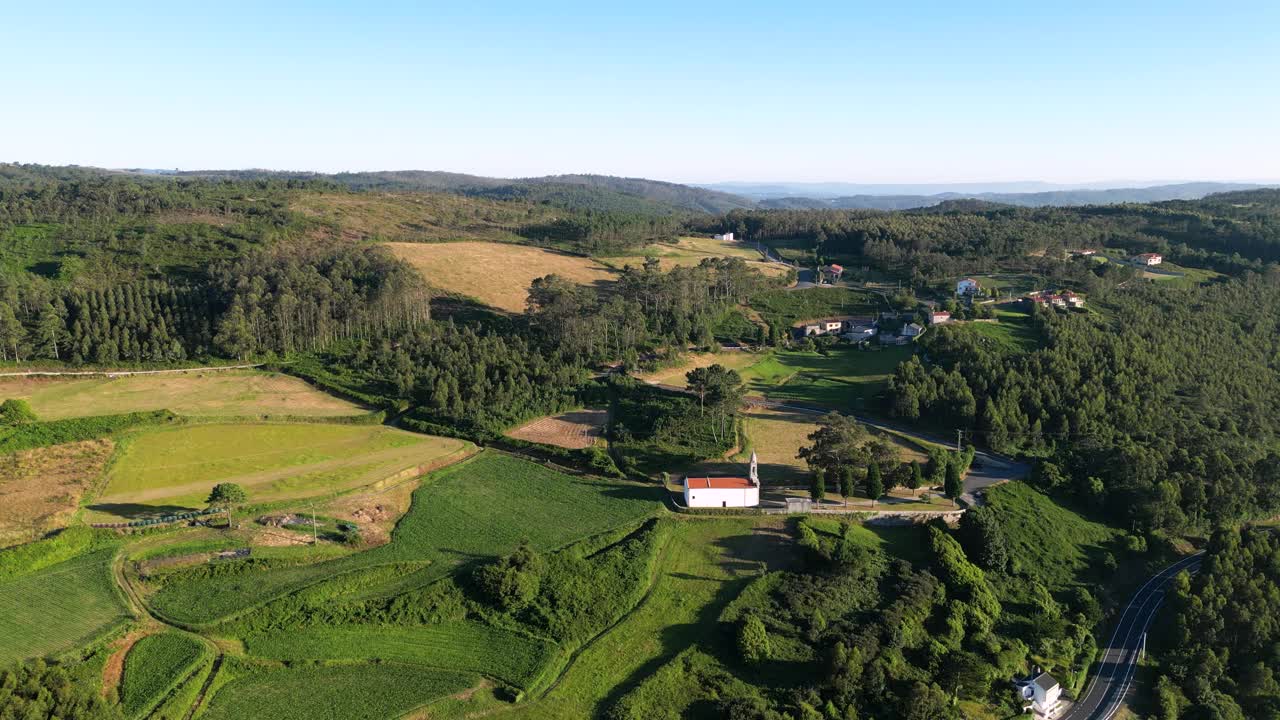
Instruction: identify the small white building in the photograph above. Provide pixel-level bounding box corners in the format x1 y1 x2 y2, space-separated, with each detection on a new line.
957 278 981 295
713 232 735 242
1134 253 1163 266
902 322 925 338
1016 671 1063 717
684 453 760 508
928 311 952 325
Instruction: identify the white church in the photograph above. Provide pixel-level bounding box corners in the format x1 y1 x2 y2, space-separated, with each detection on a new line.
683 452 761 508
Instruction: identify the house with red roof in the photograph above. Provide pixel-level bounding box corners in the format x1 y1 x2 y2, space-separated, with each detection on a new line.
1133 253 1163 266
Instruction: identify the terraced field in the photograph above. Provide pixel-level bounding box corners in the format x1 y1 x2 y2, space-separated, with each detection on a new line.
247 623 556 689
146 451 660 625
0 548 130 664
0 370 364 419
200 663 477 720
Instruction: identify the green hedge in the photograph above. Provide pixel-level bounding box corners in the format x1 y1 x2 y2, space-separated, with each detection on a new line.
0 410 175 454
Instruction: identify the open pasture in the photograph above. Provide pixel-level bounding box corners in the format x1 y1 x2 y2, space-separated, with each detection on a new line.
0 370 364 419
506 409 607 449
0 548 129 664
145 451 660 625
200 663 478 720
740 345 913 411
247 622 556 690
635 350 763 387
90 423 470 521
387 241 616 312
0 439 114 548
598 236 789 277
120 632 208 717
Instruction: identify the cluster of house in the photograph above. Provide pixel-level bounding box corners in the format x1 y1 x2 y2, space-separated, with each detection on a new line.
792 314 923 345
1028 290 1085 309
683 452 761 508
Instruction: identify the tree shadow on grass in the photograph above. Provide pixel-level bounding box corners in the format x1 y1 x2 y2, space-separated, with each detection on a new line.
86 502 198 520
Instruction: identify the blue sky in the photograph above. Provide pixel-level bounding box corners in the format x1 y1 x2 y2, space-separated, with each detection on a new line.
3 1 1278 183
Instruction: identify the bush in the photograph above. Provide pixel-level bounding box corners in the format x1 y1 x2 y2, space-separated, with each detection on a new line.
738 615 771 663
0 399 37 425
474 542 543 610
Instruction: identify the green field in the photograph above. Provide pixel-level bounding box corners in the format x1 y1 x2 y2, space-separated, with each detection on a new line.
200 663 477 720
120 632 208 718
984 481 1118 587
749 287 883 331
739 345 913 411
596 236 788 277
247 623 556 690
961 306 1041 353
0 371 365 420
146 451 660 625
91 423 470 520
0 548 129 664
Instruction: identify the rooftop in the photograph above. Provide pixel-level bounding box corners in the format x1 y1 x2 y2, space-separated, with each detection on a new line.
1033 672 1060 692
685 476 754 489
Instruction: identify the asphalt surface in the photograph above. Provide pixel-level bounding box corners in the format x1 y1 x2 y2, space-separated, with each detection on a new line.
1060 553 1204 720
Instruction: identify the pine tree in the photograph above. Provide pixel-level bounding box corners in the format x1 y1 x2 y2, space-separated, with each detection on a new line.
867 462 885 507
810 468 826 504
945 461 963 505
908 460 924 493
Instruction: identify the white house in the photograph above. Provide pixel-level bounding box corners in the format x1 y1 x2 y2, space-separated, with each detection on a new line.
713 232 735 242
1016 671 1062 717
957 278 981 295
902 322 925 338
1134 253 1163 266
928 311 951 325
684 453 760 508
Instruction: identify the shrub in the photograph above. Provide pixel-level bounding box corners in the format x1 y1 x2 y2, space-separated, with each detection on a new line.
738 615 771 663
0 399 37 425
474 542 544 610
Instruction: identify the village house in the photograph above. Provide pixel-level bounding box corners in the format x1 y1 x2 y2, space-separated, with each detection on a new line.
1133 252 1163 266
928 311 951 325
794 315 876 339
713 232 735 242
684 453 760 508
1069 248 1098 257
957 277 981 295
819 263 844 283
901 322 925 338
1030 291 1085 310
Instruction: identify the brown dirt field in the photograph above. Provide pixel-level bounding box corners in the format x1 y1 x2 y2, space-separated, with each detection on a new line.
636 350 764 386
386 241 617 312
291 192 557 244
319 479 419 548
506 410 607 449
0 439 114 547
0 371 364 419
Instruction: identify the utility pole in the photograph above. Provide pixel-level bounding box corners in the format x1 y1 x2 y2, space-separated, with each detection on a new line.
311 509 318 545
956 429 964 452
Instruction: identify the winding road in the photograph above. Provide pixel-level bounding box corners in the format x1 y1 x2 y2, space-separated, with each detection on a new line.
1061 552 1203 720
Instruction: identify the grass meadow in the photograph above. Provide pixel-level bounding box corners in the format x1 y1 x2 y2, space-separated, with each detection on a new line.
596 236 788 277
0 548 129 664
960 305 1041 354
247 623 556 690
200 662 478 720
739 345 914 411
91 423 470 520
0 371 364 420
146 451 660 626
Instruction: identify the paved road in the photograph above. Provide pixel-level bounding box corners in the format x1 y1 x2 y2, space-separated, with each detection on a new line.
1061 553 1204 720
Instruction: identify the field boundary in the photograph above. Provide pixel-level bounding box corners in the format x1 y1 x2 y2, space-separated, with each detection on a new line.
0 364 267 378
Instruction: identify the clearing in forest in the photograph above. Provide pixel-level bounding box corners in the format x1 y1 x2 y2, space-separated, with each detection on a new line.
0 370 364 419
386 241 616 312
739 345 913 411
0 439 114 547
636 350 763 387
597 236 789 277
506 409 607 449
90 423 471 521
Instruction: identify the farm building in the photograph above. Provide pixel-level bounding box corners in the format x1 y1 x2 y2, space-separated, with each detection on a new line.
957 278 981 295
713 232 735 241
1070 248 1098 257
794 316 876 339
1133 253 1163 266
684 452 760 508
901 322 925 338
928 311 951 324
819 264 844 283
1030 291 1085 309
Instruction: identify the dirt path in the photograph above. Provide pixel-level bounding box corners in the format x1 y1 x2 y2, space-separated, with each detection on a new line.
101 630 150 697
0 363 267 378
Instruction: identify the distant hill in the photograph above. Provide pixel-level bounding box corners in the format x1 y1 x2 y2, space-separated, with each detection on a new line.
756 182 1278 211
170 169 754 215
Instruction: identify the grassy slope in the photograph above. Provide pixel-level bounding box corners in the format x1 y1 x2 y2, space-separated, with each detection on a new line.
740 345 914 411
200 663 477 720
0 371 364 419
596 236 788 277
147 452 660 625
0 548 129 664
984 481 1119 588
120 632 207 718
93 423 468 517
960 306 1041 354
247 623 555 690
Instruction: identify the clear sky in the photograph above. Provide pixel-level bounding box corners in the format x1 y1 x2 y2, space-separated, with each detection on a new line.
3 0 1278 183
